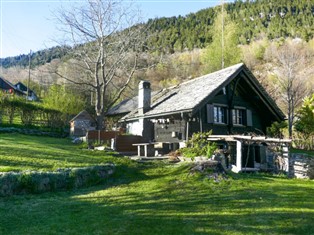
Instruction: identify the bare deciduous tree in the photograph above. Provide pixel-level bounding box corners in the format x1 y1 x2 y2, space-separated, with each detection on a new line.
53 0 147 129
274 42 312 138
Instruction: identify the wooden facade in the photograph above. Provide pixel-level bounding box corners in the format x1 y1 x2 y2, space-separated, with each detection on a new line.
70 110 96 137
111 64 285 155
207 135 291 173
152 74 280 143
0 77 25 96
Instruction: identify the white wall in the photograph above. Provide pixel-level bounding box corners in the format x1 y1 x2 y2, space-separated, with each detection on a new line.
126 119 144 136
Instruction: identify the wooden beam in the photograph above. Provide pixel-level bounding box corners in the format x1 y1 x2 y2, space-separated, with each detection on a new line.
208 135 292 143
236 140 242 172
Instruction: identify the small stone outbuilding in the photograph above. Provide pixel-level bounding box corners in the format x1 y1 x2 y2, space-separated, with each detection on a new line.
70 110 96 137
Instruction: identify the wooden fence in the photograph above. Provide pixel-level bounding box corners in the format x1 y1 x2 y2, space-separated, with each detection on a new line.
86 130 120 144
86 130 143 153
115 135 143 153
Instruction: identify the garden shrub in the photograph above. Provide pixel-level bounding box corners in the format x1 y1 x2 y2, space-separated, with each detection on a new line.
179 131 217 159
267 121 287 138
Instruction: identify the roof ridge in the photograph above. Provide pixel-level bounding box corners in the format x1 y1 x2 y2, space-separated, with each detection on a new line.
174 63 245 87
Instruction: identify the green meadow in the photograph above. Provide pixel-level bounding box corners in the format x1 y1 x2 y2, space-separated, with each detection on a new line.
1 134 314 235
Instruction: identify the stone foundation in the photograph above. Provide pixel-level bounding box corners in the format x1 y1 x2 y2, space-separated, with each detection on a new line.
288 154 314 179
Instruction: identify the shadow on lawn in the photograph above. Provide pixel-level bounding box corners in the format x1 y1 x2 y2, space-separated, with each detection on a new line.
71 171 314 235
2 165 314 235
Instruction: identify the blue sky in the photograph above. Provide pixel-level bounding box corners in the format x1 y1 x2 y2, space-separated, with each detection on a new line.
0 0 231 58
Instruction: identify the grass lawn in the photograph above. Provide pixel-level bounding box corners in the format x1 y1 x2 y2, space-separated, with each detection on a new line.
0 133 119 172
1 134 314 234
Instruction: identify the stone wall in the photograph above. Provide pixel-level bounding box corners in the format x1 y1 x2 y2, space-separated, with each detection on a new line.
0 127 67 138
0 164 115 197
288 154 314 179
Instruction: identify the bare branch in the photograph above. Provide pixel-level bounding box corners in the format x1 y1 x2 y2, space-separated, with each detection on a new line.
53 0 147 129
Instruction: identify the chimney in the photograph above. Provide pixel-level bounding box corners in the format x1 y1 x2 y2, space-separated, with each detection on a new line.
138 80 151 115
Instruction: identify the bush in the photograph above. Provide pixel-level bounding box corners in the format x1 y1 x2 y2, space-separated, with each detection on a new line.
179 131 217 159
267 121 287 138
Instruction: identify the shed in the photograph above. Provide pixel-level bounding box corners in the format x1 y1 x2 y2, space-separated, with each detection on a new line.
70 110 96 137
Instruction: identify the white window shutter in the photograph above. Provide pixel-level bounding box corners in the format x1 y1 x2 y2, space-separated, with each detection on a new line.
207 104 214 123
246 109 253 126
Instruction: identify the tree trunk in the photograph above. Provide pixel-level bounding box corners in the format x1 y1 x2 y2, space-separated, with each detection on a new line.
95 85 104 130
96 113 105 130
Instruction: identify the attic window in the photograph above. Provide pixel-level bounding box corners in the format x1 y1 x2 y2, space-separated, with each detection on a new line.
207 104 227 124
232 108 253 126
232 108 245 125
214 106 227 124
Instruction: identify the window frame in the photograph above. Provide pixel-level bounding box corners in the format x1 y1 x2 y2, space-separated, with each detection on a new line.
213 104 228 125
232 107 246 126
232 109 245 126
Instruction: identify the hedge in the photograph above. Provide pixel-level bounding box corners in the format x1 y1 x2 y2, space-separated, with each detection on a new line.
0 95 66 128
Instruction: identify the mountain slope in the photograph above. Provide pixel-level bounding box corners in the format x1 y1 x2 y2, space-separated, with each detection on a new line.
1 0 313 68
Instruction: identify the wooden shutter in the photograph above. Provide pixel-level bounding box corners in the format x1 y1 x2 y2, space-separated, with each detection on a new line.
246 109 253 126
225 108 229 124
207 104 214 123
231 109 235 124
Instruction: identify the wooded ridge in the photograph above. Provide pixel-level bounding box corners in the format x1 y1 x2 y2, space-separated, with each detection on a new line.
1 0 313 68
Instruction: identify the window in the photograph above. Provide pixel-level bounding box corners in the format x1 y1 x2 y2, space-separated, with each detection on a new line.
214 106 227 124
232 109 245 125
207 104 228 124
207 105 253 126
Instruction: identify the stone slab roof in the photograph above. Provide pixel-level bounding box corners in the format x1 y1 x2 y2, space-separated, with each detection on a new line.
122 63 245 120
70 110 95 122
107 91 162 116
106 96 138 116
117 63 285 122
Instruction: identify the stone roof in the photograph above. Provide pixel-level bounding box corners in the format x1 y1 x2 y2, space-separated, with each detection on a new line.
106 96 138 116
122 63 244 120
119 63 285 121
70 110 95 122
106 90 162 116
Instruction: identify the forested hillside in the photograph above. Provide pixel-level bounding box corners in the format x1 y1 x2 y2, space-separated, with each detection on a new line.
1 0 313 68
0 46 70 69
145 0 314 52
